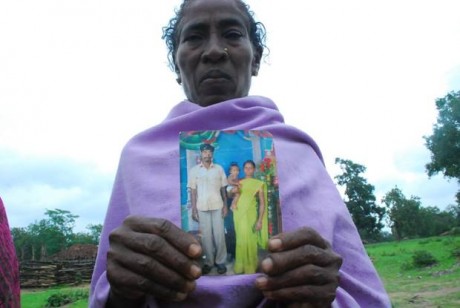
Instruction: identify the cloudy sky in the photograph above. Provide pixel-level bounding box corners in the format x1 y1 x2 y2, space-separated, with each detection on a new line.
1 0 459 231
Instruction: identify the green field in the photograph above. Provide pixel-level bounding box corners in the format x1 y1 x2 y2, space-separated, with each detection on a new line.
21 286 88 308
366 235 460 307
21 235 460 307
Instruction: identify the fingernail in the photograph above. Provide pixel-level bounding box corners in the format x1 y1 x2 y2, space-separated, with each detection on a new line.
261 258 273 272
174 292 187 301
190 264 201 278
269 238 282 250
255 276 268 289
188 243 201 257
263 291 274 300
185 281 196 292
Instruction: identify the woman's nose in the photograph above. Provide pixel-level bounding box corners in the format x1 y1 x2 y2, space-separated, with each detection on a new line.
201 37 228 63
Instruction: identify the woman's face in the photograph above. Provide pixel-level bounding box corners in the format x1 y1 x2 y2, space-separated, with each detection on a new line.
175 0 261 107
243 162 255 177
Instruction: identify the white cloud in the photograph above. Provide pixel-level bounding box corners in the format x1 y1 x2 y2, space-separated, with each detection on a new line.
1 148 113 231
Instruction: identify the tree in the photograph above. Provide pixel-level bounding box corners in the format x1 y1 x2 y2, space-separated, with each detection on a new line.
11 227 32 260
418 206 456 237
446 203 460 226
382 187 421 240
71 224 103 245
11 209 104 261
335 158 385 241
11 209 80 261
86 223 103 244
381 187 456 239
424 90 460 184
44 209 78 242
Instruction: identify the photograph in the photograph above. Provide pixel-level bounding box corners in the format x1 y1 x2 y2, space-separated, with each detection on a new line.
180 130 281 275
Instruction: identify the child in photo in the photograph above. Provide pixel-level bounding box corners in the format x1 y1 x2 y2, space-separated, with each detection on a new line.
226 162 240 210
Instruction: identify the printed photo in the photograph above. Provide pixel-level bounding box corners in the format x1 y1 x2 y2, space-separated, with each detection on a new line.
179 130 282 275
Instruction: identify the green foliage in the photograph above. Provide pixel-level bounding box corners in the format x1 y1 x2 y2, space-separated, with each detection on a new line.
45 289 89 307
11 209 102 261
382 187 457 240
334 158 385 241
424 90 460 180
85 223 103 244
366 235 460 307
412 250 438 268
446 204 460 226
451 248 460 258
22 286 89 308
451 226 460 235
46 293 72 307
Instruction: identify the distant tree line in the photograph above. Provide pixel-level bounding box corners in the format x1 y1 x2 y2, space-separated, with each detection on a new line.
335 158 459 242
334 89 460 242
11 209 102 261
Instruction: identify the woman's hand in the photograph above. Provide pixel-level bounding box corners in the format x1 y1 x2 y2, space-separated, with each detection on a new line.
255 227 342 307
106 216 202 306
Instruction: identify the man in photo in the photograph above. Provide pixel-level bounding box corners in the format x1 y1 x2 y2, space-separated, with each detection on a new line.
188 143 228 274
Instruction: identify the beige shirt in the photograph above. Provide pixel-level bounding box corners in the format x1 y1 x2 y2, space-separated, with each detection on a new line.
188 163 228 211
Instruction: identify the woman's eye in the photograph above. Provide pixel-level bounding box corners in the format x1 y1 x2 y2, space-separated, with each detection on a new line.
225 31 243 40
184 34 203 43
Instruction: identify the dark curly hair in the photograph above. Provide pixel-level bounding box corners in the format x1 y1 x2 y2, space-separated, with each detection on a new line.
162 0 267 72
243 160 256 169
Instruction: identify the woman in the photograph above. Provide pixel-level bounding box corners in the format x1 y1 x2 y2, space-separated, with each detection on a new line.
233 160 268 274
90 0 390 307
0 197 20 308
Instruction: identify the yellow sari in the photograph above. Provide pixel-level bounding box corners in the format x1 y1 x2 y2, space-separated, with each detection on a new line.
233 178 268 274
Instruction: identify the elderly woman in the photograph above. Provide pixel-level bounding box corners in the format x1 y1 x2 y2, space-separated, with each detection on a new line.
90 0 390 307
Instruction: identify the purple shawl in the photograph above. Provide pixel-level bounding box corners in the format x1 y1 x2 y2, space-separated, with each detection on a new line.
90 96 390 307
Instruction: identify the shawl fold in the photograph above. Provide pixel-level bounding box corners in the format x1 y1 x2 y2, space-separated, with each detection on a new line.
90 96 390 307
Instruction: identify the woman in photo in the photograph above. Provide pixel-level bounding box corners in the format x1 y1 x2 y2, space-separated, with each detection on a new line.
233 160 268 274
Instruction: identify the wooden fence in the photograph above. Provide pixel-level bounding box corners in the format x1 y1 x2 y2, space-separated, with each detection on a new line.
20 260 95 288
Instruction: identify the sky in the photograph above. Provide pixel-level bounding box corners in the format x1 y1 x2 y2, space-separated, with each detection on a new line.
1 0 459 232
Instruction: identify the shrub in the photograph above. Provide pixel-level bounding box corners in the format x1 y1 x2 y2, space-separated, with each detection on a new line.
46 289 89 307
452 248 460 258
451 227 460 235
412 250 438 268
46 293 72 307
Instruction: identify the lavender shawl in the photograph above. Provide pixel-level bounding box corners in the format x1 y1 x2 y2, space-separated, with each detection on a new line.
90 96 390 307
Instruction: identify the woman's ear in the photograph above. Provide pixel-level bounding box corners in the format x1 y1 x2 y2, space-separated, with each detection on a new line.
176 70 182 85
251 50 262 76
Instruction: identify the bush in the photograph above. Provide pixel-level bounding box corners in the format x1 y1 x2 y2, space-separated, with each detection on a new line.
450 227 460 235
452 248 460 258
46 294 72 307
46 289 89 307
412 250 438 268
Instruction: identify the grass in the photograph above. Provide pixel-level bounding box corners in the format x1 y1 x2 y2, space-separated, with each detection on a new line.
21 285 89 308
21 235 460 307
366 235 460 307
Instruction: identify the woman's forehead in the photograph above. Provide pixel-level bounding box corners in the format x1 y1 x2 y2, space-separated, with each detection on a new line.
179 0 250 32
